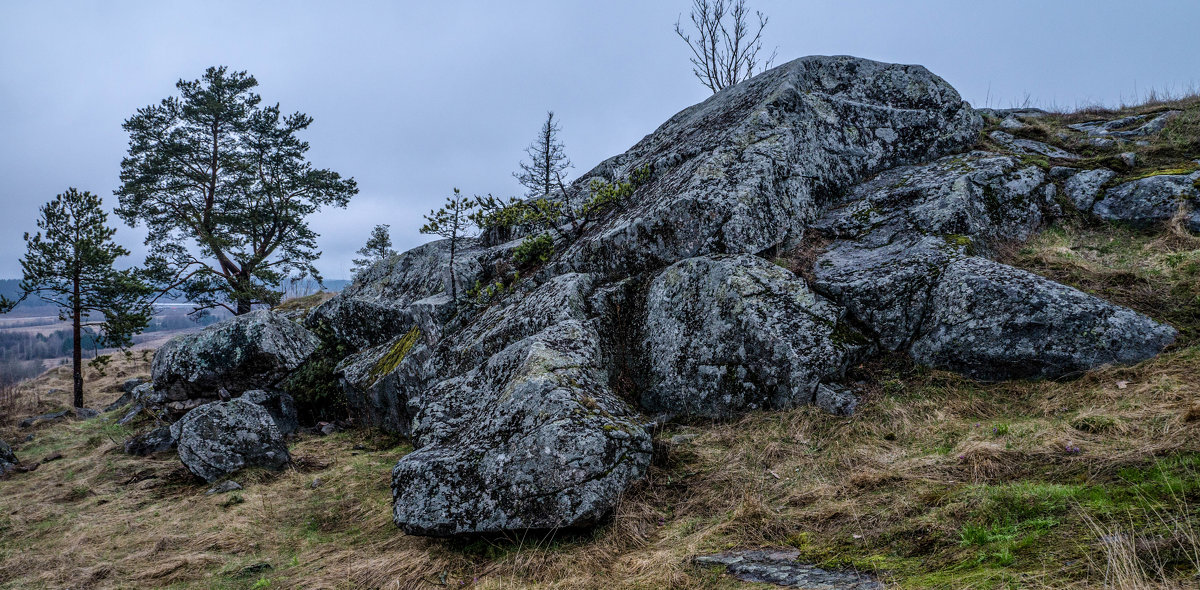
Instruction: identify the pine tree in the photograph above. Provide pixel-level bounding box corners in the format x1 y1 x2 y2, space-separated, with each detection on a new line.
0 189 151 409
514 111 572 198
115 66 358 316
350 224 397 276
420 189 477 304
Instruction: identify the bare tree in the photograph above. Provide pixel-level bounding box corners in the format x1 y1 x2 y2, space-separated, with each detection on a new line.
674 0 776 93
514 111 572 198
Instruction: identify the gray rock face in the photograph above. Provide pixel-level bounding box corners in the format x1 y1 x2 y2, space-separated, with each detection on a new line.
152 310 320 402
556 55 981 279
1063 168 1117 211
170 399 290 482
812 152 1048 351
0 439 18 477
336 328 428 436
307 239 483 350
1092 172 1200 231
910 257 1177 380
643 255 857 418
391 274 652 536
240 390 299 436
124 426 176 456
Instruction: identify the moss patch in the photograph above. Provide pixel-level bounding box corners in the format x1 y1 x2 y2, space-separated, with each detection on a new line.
369 326 420 383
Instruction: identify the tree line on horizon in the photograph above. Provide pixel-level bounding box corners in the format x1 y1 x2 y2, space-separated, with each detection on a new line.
0 0 775 409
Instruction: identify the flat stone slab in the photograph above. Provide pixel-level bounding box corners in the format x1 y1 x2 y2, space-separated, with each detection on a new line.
695 549 883 589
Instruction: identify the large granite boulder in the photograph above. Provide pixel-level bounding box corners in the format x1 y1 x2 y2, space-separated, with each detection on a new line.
910 257 1177 380
642 255 858 418
171 398 290 482
391 274 652 536
392 319 652 536
556 55 982 279
152 310 320 402
810 152 1177 378
1091 171 1200 231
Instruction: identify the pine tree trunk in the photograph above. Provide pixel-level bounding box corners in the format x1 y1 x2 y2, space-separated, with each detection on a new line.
234 273 252 315
72 279 83 409
448 236 458 305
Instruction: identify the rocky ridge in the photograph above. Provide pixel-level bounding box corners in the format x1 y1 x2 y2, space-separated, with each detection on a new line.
133 55 1186 539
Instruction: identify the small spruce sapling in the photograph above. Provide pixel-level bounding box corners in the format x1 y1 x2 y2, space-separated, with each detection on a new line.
420 189 477 304
350 224 397 276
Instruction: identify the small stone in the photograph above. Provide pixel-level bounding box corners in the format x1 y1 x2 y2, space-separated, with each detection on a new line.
310 477 323 489
815 384 859 416
42 452 63 463
1120 152 1137 167
999 116 1024 130
124 426 177 456
205 481 243 495
73 407 99 420
18 410 70 428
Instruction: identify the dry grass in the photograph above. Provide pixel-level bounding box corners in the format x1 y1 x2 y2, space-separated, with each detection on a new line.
3 341 1199 588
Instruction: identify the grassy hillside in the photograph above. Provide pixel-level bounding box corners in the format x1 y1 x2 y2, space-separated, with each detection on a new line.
2 97 1200 589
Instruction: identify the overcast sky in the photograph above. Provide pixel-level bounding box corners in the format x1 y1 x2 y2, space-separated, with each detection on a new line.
2 1 1198 280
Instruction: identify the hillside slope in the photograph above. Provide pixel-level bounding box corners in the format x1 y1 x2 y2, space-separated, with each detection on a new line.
2 60 1200 588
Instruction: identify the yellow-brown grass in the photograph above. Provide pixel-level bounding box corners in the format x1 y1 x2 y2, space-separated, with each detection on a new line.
1 343 1198 588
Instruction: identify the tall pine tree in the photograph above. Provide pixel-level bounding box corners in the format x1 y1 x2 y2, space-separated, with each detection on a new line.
514 111 572 198
1 189 151 409
115 66 358 316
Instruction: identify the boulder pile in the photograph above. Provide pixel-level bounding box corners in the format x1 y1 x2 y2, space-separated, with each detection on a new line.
135 55 1184 537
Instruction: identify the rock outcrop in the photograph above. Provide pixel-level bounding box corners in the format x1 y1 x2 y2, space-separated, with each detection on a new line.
171 399 290 482
810 151 1175 377
554 55 982 279
157 55 1182 538
910 257 1177 380
153 310 319 402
